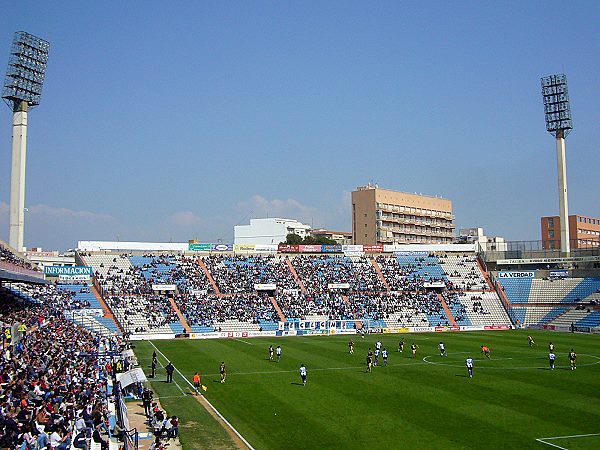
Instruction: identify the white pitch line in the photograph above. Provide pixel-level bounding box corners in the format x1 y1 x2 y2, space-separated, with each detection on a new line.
233 338 253 345
538 432 600 440
148 341 255 450
535 438 567 449
148 342 186 396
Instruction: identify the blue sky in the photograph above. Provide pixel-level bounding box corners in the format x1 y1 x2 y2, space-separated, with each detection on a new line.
0 1 599 250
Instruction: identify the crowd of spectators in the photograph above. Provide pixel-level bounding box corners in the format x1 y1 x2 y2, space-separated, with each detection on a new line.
175 293 279 328
277 292 354 320
0 287 115 450
203 255 298 294
107 295 177 334
291 256 385 293
0 244 39 272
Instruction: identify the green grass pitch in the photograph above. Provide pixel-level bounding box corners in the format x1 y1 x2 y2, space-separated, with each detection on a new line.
134 330 600 449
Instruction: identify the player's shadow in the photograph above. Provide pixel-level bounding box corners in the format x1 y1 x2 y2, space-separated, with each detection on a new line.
290 382 304 386
455 374 468 378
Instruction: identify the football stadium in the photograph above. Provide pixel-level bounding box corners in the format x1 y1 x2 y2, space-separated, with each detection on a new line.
1 4 600 450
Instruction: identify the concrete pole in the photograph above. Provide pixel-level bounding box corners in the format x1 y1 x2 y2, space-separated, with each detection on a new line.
9 100 28 252
555 131 570 257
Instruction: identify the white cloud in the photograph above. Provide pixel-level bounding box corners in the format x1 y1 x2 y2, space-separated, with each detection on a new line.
27 203 115 222
168 211 204 227
236 195 317 223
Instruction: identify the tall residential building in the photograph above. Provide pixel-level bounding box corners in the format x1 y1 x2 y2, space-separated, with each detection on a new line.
351 185 454 245
541 214 600 250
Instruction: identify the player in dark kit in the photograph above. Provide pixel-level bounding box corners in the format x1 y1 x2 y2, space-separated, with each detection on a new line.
348 339 354 354
411 343 418 359
366 349 373 373
569 349 577 370
528 335 535 347
269 345 274 361
398 339 405 353
220 362 227 383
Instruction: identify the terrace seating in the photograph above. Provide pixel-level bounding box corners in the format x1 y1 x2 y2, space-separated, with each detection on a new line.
456 292 511 325
203 255 298 294
291 255 385 293
439 255 488 291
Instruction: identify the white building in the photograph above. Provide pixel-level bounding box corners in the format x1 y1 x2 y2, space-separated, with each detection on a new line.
457 227 507 252
234 218 311 245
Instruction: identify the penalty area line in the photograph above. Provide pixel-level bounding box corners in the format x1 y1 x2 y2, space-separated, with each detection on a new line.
536 432 600 449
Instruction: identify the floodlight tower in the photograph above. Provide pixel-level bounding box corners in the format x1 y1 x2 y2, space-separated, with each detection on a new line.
541 74 573 257
2 32 49 252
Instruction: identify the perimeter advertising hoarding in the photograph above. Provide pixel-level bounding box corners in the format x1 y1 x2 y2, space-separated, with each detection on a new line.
278 244 299 253
44 266 92 277
188 243 212 251
212 244 233 252
234 244 256 252
299 244 322 253
363 244 384 253
321 244 343 253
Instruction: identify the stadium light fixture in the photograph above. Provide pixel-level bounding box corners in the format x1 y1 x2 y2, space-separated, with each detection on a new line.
2 31 49 252
541 74 572 256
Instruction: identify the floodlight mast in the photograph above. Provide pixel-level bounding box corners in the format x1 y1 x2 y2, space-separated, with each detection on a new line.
541 74 573 257
2 32 49 252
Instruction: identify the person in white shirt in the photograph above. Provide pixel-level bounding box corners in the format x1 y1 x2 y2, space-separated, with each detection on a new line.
382 348 388 366
276 345 282 362
438 342 447 357
299 364 307 386
548 352 556 370
466 357 474 378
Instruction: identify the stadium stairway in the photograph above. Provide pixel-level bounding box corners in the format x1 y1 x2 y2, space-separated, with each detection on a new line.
342 294 363 329
285 258 307 293
91 284 125 334
369 258 390 291
476 257 495 290
437 293 458 326
269 296 286 322
168 297 192 333
197 258 221 295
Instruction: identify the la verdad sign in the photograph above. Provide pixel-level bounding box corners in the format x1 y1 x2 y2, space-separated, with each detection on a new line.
498 271 535 279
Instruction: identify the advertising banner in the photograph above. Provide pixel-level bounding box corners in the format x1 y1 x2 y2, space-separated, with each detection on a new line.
278 244 299 253
299 245 322 253
212 244 233 252
255 244 278 253
363 244 384 253
44 266 93 277
220 331 249 338
550 270 569 279
152 284 177 291
483 325 511 330
234 244 256 252
58 274 90 282
254 283 276 291
321 244 343 253
188 243 212 251
498 271 535 279
190 289 208 296
342 245 363 253
395 251 429 257
328 283 350 289
424 281 446 288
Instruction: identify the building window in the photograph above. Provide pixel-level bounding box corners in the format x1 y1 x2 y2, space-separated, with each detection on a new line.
548 230 554 238
548 218 554 228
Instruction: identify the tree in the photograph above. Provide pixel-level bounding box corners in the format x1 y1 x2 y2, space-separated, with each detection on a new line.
285 233 303 245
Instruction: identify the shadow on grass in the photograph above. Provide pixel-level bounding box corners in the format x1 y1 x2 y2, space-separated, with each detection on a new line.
290 382 304 386
455 374 468 378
